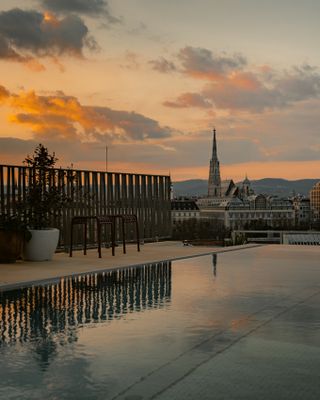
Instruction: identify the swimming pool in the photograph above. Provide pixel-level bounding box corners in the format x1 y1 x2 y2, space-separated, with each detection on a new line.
1 246 320 399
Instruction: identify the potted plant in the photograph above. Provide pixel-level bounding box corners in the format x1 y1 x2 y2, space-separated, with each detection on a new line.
21 144 71 261
0 213 31 263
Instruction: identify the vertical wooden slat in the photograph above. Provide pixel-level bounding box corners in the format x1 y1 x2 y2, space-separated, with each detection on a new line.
17 167 22 206
76 170 83 217
107 173 114 215
92 172 99 216
153 176 159 237
84 171 90 216
128 175 134 215
100 173 106 217
158 176 164 237
121 173 127 215
0 166 4 214
140 175 146 241
114 173 120 215
6 166 11 215
147 175 153 239
11 166 16 214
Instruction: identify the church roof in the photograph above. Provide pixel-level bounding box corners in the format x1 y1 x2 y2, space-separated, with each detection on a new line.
221 179 238 197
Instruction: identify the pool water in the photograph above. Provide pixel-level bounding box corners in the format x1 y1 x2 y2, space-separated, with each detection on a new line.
1 246 320 400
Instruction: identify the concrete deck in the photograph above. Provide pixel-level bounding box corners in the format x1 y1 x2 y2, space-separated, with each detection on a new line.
0 242 261 291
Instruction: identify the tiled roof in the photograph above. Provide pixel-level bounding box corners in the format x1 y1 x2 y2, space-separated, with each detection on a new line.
171 201 200 211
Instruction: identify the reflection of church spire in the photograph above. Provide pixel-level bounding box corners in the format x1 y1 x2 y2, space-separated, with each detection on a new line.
212 253 217 277
208 128 221 197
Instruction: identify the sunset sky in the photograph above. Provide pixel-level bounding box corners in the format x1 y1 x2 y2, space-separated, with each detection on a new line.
0 0 319 181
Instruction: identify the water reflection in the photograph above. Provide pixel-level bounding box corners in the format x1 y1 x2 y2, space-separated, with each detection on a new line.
0 261 172 346
212 253 217 277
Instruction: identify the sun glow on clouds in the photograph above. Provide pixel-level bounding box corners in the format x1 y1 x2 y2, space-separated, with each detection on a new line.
43 11 58 24
0 84 173 143
0 1 319 180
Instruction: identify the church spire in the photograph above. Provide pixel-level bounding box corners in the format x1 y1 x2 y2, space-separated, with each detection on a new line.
212 128 217 160
208 128 221 197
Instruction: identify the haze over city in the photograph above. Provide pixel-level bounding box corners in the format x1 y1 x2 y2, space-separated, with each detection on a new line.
0 0 319 181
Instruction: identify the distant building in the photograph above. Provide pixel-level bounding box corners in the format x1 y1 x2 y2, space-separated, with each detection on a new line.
292 195 311 227
200 193 294 229
197 129 295 229
310 181 320 223
171 199 200 224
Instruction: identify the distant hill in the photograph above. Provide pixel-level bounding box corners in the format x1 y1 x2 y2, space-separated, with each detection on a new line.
173 178 319 198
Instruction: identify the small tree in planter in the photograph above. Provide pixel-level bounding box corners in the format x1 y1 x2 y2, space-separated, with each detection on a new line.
21 144 71 261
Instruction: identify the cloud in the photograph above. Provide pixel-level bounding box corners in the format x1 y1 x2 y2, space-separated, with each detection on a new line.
149 57 176 73
0 136 179 176
202 72 283 112
0 34 26 62
203 68 320 112
0 84 10 101
0 85 173 143
120 51 140 70
152 45 320 113
39 0 119 22
178 46 247 80
276 65 320 102
164 62 320 113
163 93 212 109
0 8 96 65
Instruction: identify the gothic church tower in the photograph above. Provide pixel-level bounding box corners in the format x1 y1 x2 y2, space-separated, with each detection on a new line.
208 129 221 197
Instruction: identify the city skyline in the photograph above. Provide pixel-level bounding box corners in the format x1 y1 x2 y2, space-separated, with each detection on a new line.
0 0 320 181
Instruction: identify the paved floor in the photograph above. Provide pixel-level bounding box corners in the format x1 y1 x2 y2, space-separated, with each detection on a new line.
0 242 260 291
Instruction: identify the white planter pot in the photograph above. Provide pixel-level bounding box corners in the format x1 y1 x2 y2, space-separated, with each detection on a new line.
23 228 60 261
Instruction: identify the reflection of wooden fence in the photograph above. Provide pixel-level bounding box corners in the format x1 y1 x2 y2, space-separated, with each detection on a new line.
0 261 172 345
0 165 172 248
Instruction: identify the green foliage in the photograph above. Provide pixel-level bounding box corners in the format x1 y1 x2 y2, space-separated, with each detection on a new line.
24 144 58 169
243 218 294 230
172 218 230 241
20 144 71 229
0 213 31 241
233 233 247 245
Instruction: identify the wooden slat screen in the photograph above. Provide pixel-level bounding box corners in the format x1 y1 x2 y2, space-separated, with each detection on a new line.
0 165 172 250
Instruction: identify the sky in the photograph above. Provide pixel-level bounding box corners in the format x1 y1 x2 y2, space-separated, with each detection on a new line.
0 0 319 182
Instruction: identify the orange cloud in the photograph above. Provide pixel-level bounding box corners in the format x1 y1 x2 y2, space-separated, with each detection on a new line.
163 92 212 109
229 72 260 90
0 85 10 102
43 11 59 25
0 84 173 142
24 59 46 72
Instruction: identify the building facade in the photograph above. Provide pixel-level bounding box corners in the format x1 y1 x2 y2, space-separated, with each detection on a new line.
292 195 311 227
310 181 320 223
197 130 295 229
171 199 200 224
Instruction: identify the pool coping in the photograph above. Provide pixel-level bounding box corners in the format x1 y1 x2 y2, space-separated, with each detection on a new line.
0 243 263 293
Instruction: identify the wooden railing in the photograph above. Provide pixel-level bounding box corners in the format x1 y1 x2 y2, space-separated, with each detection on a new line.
0 164 172 249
